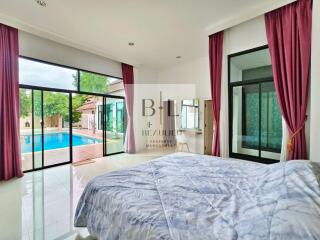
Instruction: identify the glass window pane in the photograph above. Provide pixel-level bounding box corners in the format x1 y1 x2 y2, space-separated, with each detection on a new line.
187 106 195 129
72 94 103 163
181 106 187 129
20 89 33 171
243 65 273 81
195 108 199 129
43 91 70 167
19 58 78 90
182 100 193 105
79 71 122 94
33 90 43 169
244 85 259 149
230 48 271 83
261 82 282 160
232 85 259 157
106 98 125 154
181 99 200 129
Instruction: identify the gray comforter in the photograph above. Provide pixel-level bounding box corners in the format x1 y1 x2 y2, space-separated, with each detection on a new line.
74 153 320 240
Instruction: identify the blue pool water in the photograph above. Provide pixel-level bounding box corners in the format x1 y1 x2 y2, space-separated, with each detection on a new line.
21 132 102 153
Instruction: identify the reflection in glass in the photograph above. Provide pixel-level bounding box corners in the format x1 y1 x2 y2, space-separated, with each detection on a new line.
230 48 272 83
22 168 74 239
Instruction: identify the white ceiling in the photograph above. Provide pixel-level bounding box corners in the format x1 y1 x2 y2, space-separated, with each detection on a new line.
0 0 295 69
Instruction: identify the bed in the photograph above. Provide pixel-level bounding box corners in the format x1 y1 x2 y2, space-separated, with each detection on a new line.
74 153 320 240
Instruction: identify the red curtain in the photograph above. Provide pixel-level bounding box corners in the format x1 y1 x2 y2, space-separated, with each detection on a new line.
122 63 136 153
0 24 23 180
209 31 224 157
265 0 312 160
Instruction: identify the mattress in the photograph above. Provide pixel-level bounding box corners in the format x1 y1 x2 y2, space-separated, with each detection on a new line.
74 153 320 240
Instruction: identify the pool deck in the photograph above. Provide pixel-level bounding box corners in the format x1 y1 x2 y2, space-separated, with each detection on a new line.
73 129 103 140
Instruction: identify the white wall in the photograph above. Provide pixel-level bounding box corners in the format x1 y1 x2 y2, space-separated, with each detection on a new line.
19 31 122 78
310 0 320 162
157 15 268 156
133 66 159 152
156 57 210 153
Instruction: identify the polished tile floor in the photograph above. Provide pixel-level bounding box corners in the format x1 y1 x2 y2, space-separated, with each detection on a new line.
0 149 174 240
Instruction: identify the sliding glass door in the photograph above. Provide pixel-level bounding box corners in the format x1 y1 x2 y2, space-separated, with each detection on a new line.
20 88 126 171
229 46 282 163
72 94 103 163
43 91 71 167
20 89 72 171
104 97 125 155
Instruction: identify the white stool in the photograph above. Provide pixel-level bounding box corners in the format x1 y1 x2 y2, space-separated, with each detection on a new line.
176 133 190 152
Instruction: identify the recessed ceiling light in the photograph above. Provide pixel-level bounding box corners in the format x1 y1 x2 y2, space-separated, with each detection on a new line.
128 42 135 46
176 56 181 59
35 0 47 7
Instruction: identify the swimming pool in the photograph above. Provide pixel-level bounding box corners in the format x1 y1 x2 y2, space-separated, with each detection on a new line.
21 132 102 153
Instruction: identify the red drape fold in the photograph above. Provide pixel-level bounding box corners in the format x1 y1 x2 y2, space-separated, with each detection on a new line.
0 24 23 180
209 31 224 157
265 0 312 160
122 63 136 154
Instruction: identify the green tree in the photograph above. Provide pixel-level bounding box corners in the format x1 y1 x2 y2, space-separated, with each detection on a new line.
76 72 110 94
19 90 31 118
33 91 69 120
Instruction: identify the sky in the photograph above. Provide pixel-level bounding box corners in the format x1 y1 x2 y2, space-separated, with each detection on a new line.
19 58 77 90
19 58 121 90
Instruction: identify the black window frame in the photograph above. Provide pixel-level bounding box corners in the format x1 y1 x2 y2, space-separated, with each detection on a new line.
228 45 280 164
18 56 126 173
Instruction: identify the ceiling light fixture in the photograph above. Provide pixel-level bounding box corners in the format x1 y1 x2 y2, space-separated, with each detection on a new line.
128 42 135 46
35 0 47 7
